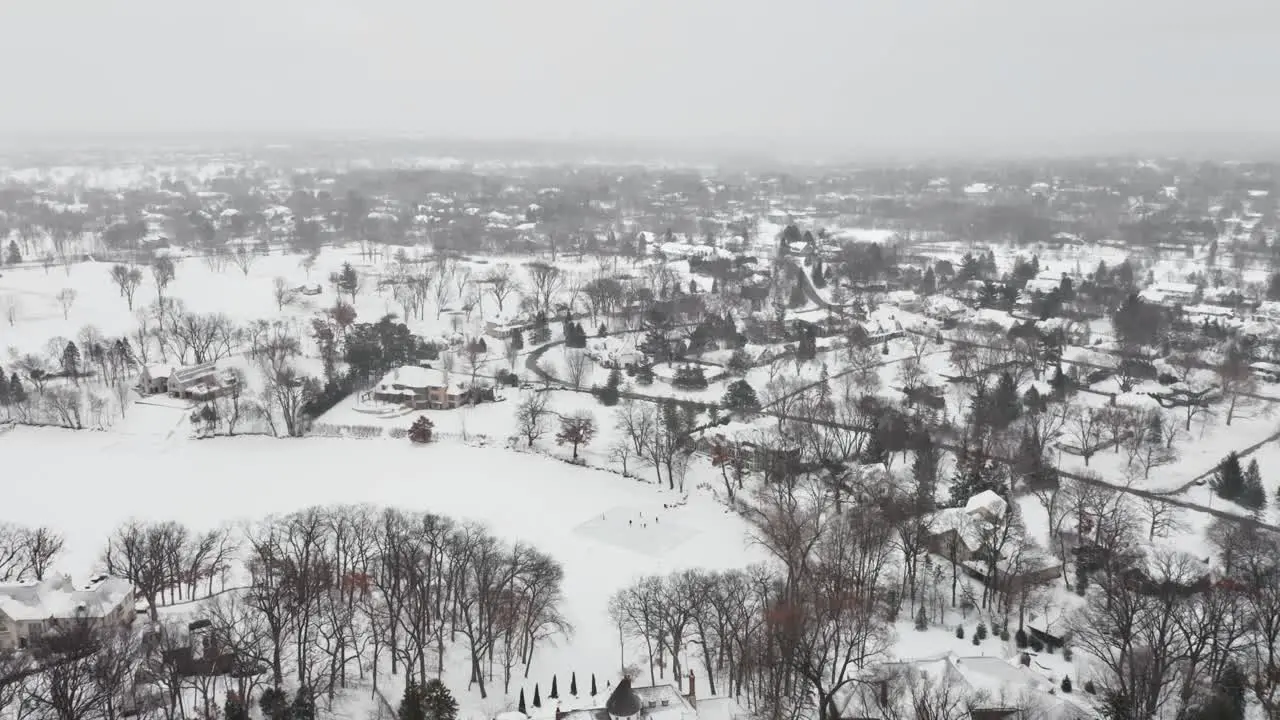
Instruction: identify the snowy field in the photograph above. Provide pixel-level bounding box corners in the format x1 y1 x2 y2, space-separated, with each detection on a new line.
0 424 761 717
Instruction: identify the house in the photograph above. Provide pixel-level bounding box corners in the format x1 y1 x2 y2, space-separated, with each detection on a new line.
168 362 238 402
138 364 173 395
1139 281 1198 307
553 672 745 720
835 653 1091 720
927 492 1009 564
296 283 322 296
0 575 135 650
372 366 470 410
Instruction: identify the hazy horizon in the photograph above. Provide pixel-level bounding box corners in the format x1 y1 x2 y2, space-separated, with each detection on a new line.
3 0 1278 160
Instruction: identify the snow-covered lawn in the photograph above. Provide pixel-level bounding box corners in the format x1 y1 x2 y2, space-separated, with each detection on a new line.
0 425 762 718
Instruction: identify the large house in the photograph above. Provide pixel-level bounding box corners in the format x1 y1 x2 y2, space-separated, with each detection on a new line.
372 366 470 410
138 362 238 402
553 674 746 720
0 575 136 650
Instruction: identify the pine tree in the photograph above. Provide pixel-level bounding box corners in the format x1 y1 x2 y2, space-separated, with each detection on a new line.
570 672 578 697
532 684 541 708
722 379 760 414
517 688 527 714
9 374 25 404
811 261 826 288
259 687 290 720
1212 451 1246 502
292 688 315 720
788 282 806 308
1242 458 1266 510
225 694 251 720
408 415 435 444
398 683 426 720
4 240 20 266
61 341 81 378
993 372 1019 427
912 434 940 510
421 679 457 720
549 675 559 699
920 267 936 295
590 673 598 697
914 605 928 630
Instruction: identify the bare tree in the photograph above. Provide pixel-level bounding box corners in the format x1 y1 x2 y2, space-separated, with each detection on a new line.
55 288 76 320
232 246 256 276
1065 406 1104 465
526 261 564 312
151 255 176 301
109 264 143 310
514 392 551 447
103 520 185 620
272 276 297 311
484 264 519 313
564 349 591 389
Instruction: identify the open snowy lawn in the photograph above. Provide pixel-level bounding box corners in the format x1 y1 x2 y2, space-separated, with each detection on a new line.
0 426 761 716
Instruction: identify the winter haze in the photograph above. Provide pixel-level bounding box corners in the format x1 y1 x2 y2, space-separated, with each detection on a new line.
2 0 1278 158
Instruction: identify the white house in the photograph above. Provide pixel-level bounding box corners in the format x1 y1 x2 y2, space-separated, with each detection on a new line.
0 575 135 650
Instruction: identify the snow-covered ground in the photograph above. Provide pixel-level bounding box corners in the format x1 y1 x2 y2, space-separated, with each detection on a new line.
0 424 761 718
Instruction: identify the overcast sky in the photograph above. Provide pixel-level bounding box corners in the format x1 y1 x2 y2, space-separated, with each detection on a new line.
1 0 1276 156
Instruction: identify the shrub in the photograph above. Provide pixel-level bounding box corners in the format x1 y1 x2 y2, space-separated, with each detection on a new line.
971 634 980 646
1029 637 1044 653
975 622 988 641
1084 680 1096 695
955 626 965 639
672 364 708 390
1019 653 1031 667
408 416 435 444
914 606 928 631
1061 676 1073 693
999 629 1010 642
1015 628 1028 648
1063 647 1073 661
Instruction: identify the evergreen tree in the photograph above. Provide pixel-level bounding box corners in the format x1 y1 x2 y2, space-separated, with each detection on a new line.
722 379 760 414
591 673 598 697
920 267 936 295
549 675 559 699
912 433 940 510
61 341 81 378
598 323 608 337
949 446 1002 506
570 672 578 696
511 330 524 351
225 694 251 720
421 679 457 720
259 687 291 720
992 371 1020 427
9 374 25 404
811 260 826 288
1061 676 1073 693
596 367 622 406
914 605 928 630
1211 451 1246 502
398 683 426 720
517 689 527 714
4 240 19 266
1242 459 1266 510
1049 365 1069 399
292 688 315 720
0 372 8 407
788 282 806 308
532 684 541 708
408 415 435 444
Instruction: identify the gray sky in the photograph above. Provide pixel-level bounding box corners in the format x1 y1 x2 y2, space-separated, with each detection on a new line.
1 0 1276 156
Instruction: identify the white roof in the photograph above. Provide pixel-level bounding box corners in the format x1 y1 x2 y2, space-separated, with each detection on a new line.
144 363 173 379
377 366 451 390
0 575 132 622
964 489 1008 518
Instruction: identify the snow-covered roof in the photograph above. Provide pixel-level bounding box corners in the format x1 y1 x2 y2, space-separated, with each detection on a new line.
377 366 452 391
0 575 133 622
964 489 1008 519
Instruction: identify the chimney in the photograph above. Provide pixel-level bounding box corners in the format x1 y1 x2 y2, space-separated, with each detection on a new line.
687 669 696 708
